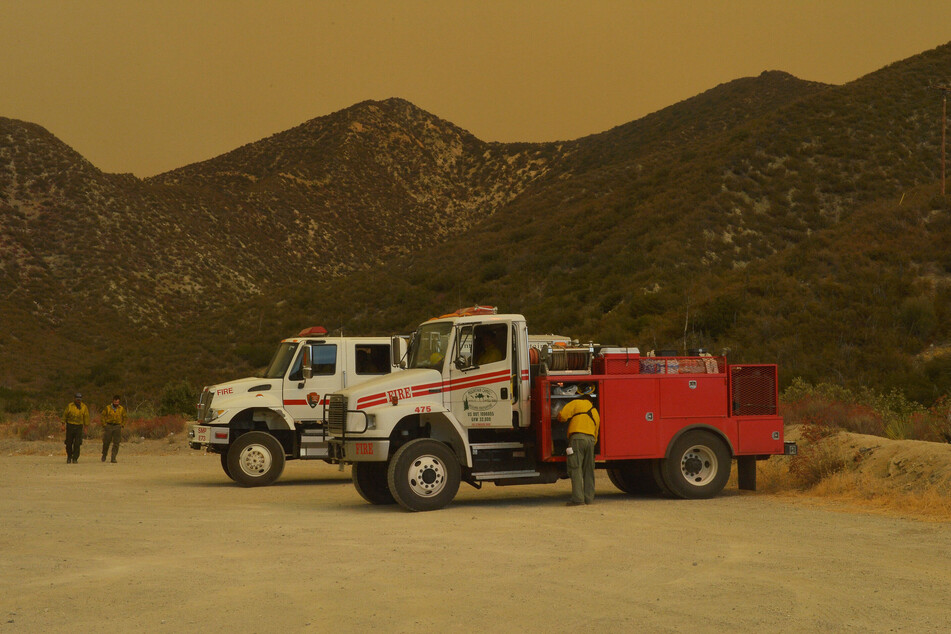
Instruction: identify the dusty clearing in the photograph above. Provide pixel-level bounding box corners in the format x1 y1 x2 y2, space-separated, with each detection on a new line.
1 438 950 632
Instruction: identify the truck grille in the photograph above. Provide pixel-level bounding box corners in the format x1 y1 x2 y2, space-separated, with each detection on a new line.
197 389 214 422
326 394 348 437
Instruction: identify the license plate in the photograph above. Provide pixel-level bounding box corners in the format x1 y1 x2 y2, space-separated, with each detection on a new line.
193 425 212 444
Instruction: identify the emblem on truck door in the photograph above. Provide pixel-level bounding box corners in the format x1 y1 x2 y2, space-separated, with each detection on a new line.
463 387 498 411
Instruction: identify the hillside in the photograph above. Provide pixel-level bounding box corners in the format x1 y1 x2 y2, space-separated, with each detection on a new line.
188 43 951 404
2 42 951 408
0 100 557 400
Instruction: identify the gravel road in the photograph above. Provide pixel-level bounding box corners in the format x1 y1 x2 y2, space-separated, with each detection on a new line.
1 452 949 632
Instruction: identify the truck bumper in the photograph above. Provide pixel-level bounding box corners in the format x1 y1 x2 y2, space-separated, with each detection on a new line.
328 439 390 462
187 424 231 450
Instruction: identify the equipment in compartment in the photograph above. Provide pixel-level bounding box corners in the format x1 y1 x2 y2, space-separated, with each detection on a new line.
592 347 641 374
533 343 594 374
548 381 598 457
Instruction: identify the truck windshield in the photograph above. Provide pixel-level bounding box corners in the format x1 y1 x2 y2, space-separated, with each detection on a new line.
407 322 452 370
262 342 299 378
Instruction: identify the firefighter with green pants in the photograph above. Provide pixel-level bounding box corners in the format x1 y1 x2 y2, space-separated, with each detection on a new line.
100 394 127 463
62 393 89 463
557 384 600 506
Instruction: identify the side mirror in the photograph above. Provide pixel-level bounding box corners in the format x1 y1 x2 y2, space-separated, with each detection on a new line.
391 335 408 367
302 346 312 380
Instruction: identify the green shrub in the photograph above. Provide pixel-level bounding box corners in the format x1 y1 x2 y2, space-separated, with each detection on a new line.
159 380 197 416
0 387 31 414
781 378 946 441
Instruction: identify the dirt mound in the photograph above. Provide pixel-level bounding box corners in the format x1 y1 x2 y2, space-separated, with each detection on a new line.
828 431 951 492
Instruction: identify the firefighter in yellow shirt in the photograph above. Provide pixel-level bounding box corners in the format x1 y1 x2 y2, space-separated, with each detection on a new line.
474 327 504 364
62 393 90 463
557 384 600 506
100 394 127 463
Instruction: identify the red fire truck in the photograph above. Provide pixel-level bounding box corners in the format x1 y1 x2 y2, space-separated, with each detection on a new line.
324 307 795 511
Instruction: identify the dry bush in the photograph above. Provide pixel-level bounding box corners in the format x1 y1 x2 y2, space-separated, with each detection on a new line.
0 410 187 443
124 415 187 440
785 421 855 488
781 394 885 436
8 411 61 441
807 471 951 522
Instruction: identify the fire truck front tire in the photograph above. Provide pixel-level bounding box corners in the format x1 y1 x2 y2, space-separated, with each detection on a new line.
227 431 286 487
661 430 730 499
387 439 461 512
352 461 396 505
220 452 235 481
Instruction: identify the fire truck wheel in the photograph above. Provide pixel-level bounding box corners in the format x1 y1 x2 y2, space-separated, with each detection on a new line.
220 452 235 481
227 431 286 487
650 459 675 497
661 430 730 499
352 462 396 505
387 438 461 512
607 461 663 495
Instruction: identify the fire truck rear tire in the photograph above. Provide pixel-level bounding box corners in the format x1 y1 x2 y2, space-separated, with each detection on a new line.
352 461 396 505
387 439 461 512
607 461 663 495
661 430 730 499
227 431 286 487
651 459 675 497
220 452 235 481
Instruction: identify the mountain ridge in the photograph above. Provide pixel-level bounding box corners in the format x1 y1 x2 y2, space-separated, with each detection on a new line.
3 41 951 407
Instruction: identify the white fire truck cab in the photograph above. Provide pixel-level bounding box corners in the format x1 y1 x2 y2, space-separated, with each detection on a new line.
324 307 794 511
188 327 406 486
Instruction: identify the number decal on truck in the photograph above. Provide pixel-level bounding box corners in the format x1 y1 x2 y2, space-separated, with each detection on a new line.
414 406 432 413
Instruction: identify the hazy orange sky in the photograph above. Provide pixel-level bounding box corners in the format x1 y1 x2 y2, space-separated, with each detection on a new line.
3 0 951 177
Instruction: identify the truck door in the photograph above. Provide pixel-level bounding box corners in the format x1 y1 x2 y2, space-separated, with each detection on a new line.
511 321 531 428
283 343 340 423
449 322 513 429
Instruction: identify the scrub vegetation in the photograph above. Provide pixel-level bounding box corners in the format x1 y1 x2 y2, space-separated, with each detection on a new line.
3 42 951 435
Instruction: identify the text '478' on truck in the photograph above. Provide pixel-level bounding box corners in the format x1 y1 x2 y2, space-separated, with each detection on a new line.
187 327 406 486
324 307 796 511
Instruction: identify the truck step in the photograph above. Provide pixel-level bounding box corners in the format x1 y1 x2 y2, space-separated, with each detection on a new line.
471 470 540 481
470 442 526 452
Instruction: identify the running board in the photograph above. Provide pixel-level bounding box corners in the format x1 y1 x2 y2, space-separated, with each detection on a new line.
471 470 540 481
470 442 526 452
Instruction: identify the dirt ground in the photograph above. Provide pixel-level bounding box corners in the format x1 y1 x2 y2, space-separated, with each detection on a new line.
2 438 951 632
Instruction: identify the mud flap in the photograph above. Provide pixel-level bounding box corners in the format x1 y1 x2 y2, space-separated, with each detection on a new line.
737 456 756 491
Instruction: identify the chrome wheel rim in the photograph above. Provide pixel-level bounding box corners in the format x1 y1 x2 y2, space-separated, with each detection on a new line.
239 444 272 476
679 444 718 486
406 454 447 497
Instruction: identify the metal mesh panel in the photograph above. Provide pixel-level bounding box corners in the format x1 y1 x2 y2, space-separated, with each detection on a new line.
731 365 777 415
640 356 725 374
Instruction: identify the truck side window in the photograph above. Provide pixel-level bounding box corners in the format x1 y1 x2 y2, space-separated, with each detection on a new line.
312 344 337 376
288 348 306 381
473 324 506 365
355 344 390 375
